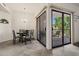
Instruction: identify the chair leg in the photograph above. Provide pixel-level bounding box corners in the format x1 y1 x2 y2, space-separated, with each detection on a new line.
13 39 16 44
20 37 23 43
25 39 27 45
30 38 32 43
22 39 24 43
19 38 21 42
28 38 31 43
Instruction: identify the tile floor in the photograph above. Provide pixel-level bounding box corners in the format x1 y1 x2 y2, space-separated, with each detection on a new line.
0 40 79 56
53 44 79 56
0 40 52 56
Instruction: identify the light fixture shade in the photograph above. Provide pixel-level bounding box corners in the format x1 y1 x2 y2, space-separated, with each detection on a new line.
0 19 9 24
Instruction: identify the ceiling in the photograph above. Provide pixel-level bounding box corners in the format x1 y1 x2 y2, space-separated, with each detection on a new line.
5 3 47 16
1 3 79 17
0 4 9 12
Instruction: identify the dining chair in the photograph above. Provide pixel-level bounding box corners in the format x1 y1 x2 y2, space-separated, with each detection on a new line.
30 30 34 39
23 30 31 44
12 30 20 44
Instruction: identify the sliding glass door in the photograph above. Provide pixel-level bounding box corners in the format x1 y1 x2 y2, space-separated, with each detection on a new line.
37 17 40 41
51 11 63 47
36 11 46 46
64 14 71 44
51 10 71 48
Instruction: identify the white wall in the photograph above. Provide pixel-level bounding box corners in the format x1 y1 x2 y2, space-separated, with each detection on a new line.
12 11 36 39
74 20 79 42
0 11 12 42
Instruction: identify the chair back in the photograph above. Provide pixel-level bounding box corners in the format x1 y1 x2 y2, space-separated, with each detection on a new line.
25 30 29 36
30 30 34 38
12 30 16 39
19 29 23 33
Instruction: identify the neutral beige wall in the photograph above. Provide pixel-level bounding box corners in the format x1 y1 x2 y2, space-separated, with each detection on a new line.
12 11 36 39
73 19 79 43
0 11 12 42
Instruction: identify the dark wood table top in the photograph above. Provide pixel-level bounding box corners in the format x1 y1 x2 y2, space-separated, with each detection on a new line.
17 32 27 36
17 32 24 34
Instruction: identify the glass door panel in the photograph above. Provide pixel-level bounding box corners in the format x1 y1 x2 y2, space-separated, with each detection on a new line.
37 12 46 46
51 10 71 48
51 11 62 47
40 12 46 45
64 14 71 44
36 18 40 40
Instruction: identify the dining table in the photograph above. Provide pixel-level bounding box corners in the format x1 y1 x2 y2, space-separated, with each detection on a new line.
17 30 32 44
17 32 26 43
